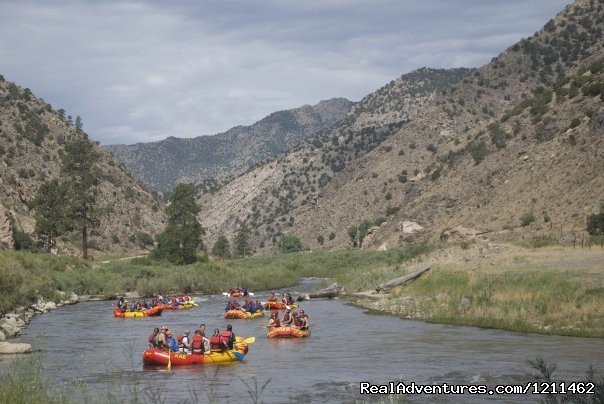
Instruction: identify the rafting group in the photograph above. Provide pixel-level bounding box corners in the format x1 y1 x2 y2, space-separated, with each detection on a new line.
143 323 254 366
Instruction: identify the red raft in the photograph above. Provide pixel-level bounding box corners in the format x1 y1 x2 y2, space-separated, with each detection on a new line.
113 306 163 318
143 338 250 366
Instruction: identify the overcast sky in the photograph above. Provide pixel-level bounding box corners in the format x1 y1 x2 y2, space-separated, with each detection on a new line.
0 0 570 145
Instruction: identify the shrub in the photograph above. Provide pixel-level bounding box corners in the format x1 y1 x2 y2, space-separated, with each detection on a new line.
520 212 536 227
328 232 336 241
586 213 604 236
317 235 324 245
278 235 304 254
569 117 581 129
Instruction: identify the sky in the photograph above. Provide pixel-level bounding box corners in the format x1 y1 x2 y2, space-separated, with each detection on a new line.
0 0 571 145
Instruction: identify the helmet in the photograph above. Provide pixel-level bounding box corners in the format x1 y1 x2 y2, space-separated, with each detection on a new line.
162 325 169 331
299 310 304 314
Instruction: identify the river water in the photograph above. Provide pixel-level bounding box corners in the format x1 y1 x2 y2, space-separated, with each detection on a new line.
1 280 603 403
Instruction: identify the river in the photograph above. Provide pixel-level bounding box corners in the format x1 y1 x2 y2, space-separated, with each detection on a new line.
1 280 602 403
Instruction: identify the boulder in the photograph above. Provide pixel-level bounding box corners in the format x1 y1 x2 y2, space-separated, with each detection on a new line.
0 322 21 338
0 342 32 354
0 330 5 341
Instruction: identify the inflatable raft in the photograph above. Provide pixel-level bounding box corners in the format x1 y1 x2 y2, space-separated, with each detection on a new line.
142 337 251 366
263 301 298 310
224 309 265 319
158 301 197 310
266 326 310 339
113 306 163 318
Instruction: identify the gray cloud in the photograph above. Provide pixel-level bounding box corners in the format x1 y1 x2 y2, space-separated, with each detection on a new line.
0 0 570 144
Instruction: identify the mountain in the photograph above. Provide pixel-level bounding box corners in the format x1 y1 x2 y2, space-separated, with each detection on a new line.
0 76 166 255
200 0 603 254
104 98 355 194
198 67 474 250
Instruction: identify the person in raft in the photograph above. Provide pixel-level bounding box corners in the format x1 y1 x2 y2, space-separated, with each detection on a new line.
190 330 205 355
148 327 159 348
178 330 191 353
165 330 179 352
268 311 281 328
220 324 236 350
209 329 222 351
267 292 278 303
298 309 310 330
282 307 294 326
155 325 169 349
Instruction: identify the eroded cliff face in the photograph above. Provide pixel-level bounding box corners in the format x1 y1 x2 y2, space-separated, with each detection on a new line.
0 204 14 250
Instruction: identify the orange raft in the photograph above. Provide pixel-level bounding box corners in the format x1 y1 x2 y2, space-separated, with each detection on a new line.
142 339 250 366
267 326 310 339
224 310 265 319
113 306 163 318
263 301 298 310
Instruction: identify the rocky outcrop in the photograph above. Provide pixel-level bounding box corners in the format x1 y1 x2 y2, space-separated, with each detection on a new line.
442 226 487 241
0 292 79 354
0 204 13 250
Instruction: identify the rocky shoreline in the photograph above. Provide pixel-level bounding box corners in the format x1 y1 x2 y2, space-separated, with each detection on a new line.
0 292 79 354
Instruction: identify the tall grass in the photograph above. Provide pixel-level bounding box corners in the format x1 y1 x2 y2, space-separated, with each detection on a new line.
0 355 71 404
389 269 604 337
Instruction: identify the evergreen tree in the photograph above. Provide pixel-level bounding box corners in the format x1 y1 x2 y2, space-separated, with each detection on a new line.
75 116 83 133
234 223 250 258
60 138 101 259
212 235 231 259
32 179 68 252
153 183 203 264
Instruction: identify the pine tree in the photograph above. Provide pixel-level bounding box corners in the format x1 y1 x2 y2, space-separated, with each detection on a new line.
234 223 250 258
153 183 203 264
32 179 69 252
60 138 101 259
212 235 231 259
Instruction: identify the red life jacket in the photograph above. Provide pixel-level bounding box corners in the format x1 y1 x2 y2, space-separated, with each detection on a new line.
191 335 204 354
270 318 281 327
177 335 184 345
293 317 303 327
220 330 233 349
210 335 222 350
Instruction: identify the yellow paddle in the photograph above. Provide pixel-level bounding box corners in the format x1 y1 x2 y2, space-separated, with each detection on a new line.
167 349 171 369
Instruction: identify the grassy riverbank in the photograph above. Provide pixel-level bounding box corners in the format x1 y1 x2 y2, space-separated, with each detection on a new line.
351 244 604 337
2 243 603 337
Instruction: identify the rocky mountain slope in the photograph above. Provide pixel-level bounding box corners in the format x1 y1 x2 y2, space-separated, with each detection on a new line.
0 77 166 255
199 67 474 250
286 0 604 251
200 0 603 254
104 98 354 194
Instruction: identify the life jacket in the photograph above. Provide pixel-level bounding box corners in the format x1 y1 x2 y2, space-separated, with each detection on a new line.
269 318 280 328
177 334 186 346
220 330 234 349
293 317 303 327
282 312 291 323
191 335 204 354
210 335 222 350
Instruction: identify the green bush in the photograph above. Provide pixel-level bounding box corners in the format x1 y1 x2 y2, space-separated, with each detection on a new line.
520 212 536 227
278 235 304 254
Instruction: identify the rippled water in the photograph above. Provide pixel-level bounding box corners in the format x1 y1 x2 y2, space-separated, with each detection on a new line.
1 280 603 403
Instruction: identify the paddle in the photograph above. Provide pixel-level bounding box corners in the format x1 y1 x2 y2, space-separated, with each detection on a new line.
235 336 256 344
167 349 171 369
